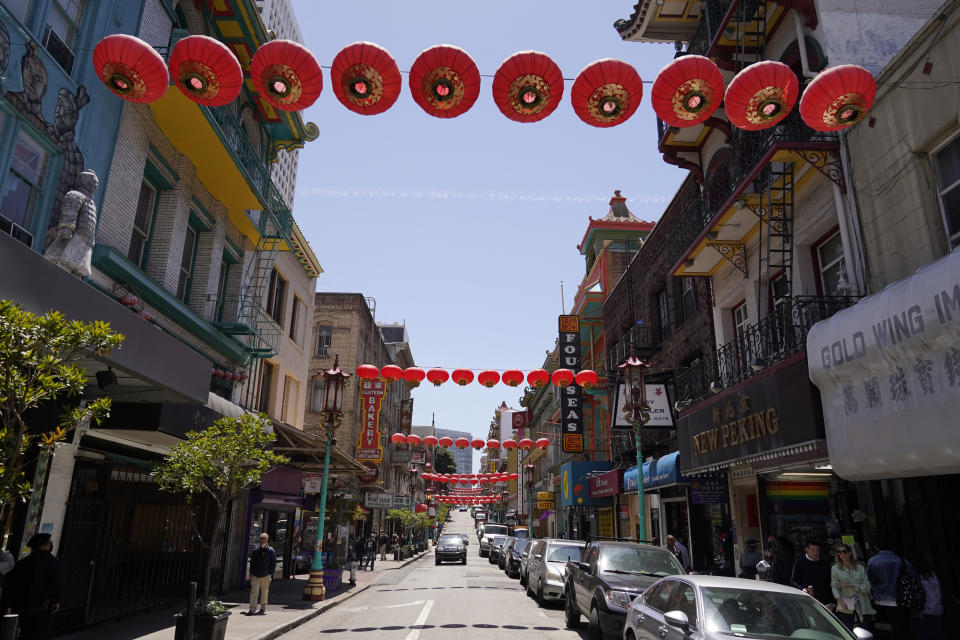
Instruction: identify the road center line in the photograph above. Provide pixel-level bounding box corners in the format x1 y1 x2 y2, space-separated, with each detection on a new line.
403 599 434 640
384 599 426 609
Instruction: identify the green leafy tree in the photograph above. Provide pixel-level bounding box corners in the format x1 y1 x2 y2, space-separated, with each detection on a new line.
433 447 457 474
154 413 288 600
0 300 123 537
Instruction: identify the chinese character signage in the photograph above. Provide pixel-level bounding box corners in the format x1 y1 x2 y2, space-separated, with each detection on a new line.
558 314 584 453
355 380 386 462
400 397 414 435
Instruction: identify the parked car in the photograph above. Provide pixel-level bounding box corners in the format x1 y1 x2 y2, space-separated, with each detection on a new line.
506 538 531 578
519 538 541 587
435 534 467 565
478 524 509 556
526 539 586 604
488 535 508 564
624 575 874 640
564 540 685 640
459 533 469 546
499 537 518 570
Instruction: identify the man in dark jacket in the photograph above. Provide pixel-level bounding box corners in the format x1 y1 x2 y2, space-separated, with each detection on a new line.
771 535 795 586
364 534 377 570
378 531 389 561
791 540 834 606
0 534 62 640
247 533 277 615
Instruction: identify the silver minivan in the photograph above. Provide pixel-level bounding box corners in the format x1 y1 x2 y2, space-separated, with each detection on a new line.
525 539 586 604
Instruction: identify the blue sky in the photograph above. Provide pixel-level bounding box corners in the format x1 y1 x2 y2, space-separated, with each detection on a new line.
290 1 685 467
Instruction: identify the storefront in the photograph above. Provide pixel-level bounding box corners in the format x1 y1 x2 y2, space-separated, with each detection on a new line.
589 469 622 539
808 248 960 624
558 461 612 540
247 466 303 580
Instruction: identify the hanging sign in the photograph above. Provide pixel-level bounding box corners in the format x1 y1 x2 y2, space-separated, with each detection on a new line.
400 397 414 434
559 315 584 452
356 380 386 462
612 383 675 429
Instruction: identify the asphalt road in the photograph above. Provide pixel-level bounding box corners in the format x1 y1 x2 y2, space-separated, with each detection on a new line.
283 510 587 640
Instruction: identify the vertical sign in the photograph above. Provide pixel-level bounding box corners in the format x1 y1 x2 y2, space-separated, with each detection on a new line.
559 315 584 453
400 397 414 435
355 380 386 462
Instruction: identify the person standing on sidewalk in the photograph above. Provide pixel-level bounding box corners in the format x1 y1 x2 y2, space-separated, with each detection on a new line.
791 540 834 607
378 531 389 561
364 534 377 570
346 537 358 585
867 542 909 638
247 533 276 615
831 543 874 631
354 536 367 571
0 534 62 640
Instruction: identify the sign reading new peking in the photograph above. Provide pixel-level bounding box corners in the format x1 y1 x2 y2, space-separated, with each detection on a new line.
559 314 584 453
355 380 386 462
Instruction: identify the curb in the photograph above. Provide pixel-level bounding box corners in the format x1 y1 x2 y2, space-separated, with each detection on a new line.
251 551 428 640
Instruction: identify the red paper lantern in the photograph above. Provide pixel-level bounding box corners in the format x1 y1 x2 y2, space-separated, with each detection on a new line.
486 439 501 450
451 368 474 386
391 433 406 445
438 476 448 484
406 434 421 446
138 310 152 321
492 51 564 123
93 34 168 103
455 437 470 449
381 364 403 381
527 369 549 388
509 473 519 481
250 39 323 111
651 55 724 128
479 477 489 484
408 45 481 119
471 438 485 450
415 503 427 513
502 439 518 450
477 370 500 387
119 294 139 307
552 369 575 387
575 369 599 389
331 42 402 115
357 364 379 380
502 369 525 387
571 59 643 128
535 437 550 449
427 368 449 386
403 367 426 386
799 64 876 132
168 35 242 107
518 438 534 450
470 478 479 485
439 436 454 448
424 435 438 448
724 61 799 131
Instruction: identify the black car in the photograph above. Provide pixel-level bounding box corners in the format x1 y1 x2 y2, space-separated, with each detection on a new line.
435 534 467 565
506 538 531 578
488 535 508 564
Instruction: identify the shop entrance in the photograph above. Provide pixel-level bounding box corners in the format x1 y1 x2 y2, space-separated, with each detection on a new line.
249 508 294 579
661 496 691 552
731 478 762 569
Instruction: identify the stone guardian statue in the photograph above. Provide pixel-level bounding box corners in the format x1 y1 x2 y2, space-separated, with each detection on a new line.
44 170 99 277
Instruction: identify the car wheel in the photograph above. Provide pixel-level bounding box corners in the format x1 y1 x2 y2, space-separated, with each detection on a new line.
564 589 580 628
526 577 534 597
588 605 604 640
461 556 467 565
520 571 527 587
436 558 441 566
536 581 546 606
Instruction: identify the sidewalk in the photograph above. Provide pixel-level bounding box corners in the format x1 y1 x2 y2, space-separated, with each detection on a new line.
57 550 431 640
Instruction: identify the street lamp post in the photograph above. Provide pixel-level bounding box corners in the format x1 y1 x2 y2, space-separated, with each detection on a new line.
617 348 652 541
524 463 536 533
304 355 350 601
408 466 419 549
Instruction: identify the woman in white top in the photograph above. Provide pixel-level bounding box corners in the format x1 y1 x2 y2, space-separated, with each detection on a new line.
830 544 875 632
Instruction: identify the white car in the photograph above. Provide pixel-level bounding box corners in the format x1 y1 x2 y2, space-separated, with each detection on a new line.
478 524 509 557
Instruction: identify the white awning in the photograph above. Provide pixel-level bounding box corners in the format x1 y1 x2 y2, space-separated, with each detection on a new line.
807 248 960 481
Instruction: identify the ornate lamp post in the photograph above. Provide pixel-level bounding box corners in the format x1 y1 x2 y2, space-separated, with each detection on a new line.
617 348 652 541
408 466 419 548
303 355 350 601
524 463 536 533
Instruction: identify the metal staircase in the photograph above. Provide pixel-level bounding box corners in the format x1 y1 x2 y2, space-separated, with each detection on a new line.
757 163 796 331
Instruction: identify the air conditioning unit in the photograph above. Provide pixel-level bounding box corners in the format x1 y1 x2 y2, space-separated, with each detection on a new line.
43 26 75 74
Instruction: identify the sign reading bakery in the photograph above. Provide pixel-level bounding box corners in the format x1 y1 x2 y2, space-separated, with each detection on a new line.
355 380 386 462
678 354 824 473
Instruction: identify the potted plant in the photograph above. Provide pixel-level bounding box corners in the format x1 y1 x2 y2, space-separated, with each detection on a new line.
174 598 230 640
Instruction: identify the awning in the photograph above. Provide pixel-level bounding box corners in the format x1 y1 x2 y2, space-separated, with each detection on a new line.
271 422 370 475
808 247 960 480
623 451 684 492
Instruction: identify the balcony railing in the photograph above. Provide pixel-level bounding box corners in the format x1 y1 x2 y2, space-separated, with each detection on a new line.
675 295 859 402
666 112 837 268
606 324 662 377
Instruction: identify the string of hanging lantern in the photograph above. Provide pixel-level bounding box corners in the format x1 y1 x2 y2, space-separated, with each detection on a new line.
92 34 877 133
355 365 601 389
391 432 549 452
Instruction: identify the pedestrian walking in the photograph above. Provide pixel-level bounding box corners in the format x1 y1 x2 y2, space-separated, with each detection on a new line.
663 534 690 572
0 534 62 640
346 537 358 585
354 536 367 571
364 534 377 570
378 531 389 561
392 532 400 551
909 553 944 640
867 542 910 638
247 533 276 615
831 543 874 631
791 540 834 606
771 535 795 586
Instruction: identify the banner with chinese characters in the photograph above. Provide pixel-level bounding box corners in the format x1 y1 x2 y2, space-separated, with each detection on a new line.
559 315 584 452
355 380 386 462
400 397 414 434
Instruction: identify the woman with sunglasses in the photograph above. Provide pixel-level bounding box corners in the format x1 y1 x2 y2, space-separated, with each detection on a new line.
831 544 875 631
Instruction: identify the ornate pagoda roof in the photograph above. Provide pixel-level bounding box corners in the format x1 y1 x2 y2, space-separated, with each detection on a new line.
577 190 654 253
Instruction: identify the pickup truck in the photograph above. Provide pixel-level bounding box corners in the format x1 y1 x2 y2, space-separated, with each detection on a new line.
477 523 509 557
563 541 685 640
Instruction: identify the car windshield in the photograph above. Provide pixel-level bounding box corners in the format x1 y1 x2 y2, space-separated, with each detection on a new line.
439 535 462 545
701 587 853 639
492 536 506 546
547 544 584 563
484 526 508 536
600 546 683 576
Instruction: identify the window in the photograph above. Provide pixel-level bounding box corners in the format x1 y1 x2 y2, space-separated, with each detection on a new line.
669 583 699 629
934 134 960 248
280 375 298 423
646 580 676 613
770 272 789 315
128 180 157 268
657 288 670 340
176 226 199 302
315 324 332 358
46 0 84 47
1 131 49 231
732 302 749 337
215 259 230 322
310 375 326 413
289 296 306 345
257 361 274 413
680 278 697 321
815 231 847 295
264 268 287 325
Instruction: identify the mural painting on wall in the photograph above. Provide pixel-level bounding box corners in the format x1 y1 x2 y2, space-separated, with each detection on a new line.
1 39 90 236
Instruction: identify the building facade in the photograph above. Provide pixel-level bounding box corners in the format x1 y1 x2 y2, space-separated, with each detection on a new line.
435 428 474 475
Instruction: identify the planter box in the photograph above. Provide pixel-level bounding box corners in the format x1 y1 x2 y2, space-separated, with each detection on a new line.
174 612 230 640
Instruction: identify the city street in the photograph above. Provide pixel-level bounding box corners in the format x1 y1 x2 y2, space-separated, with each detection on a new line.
284 512 577 640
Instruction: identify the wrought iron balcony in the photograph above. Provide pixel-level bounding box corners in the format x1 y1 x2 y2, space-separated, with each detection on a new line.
666 112 837 268
675 295 859 402
606 324 662 378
